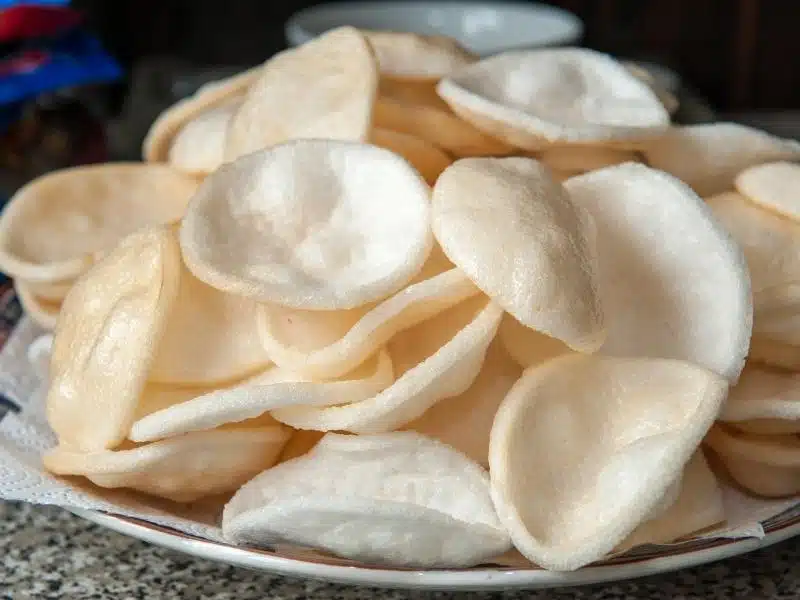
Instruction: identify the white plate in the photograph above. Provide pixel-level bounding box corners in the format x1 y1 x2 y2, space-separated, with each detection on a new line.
70 506 800 591
285 1 584 56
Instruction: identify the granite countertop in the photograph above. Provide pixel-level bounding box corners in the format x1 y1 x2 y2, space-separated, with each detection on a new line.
2 501 800 600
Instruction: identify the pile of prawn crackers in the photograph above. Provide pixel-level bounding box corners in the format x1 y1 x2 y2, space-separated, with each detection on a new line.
2 27 800 572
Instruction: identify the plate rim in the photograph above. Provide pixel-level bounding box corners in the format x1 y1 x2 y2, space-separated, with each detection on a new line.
69 507 800 591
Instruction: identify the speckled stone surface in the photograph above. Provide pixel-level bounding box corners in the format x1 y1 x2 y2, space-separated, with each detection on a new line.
3 500 800 600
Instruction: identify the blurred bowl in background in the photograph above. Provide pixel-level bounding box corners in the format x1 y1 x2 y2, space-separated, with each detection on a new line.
285 1 584 56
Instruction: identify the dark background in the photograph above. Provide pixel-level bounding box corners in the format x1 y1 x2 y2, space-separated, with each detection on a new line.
71 0 800 112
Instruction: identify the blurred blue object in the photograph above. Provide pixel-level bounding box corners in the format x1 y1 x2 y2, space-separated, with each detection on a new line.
0 0 70 7
0 29 121 108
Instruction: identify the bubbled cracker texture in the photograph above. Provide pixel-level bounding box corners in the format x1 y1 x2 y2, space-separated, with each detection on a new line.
565 164 752 382
180 140 433 310
222 432 511 567
432 157 606 352
489 354 728 571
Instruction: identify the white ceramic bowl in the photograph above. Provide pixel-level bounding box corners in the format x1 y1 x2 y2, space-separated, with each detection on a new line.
285 1 584 56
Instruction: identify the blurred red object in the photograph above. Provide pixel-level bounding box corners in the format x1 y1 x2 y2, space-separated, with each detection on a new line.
0 49 47 76
0 5 82 43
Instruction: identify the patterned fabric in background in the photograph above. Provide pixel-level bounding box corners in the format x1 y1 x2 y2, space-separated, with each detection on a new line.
0 190 23 353
0 192 22 419
0 272 21 349
0 274 20 423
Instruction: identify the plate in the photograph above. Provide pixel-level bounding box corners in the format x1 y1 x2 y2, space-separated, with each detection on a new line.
285 1 584 56
70 506 800 591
